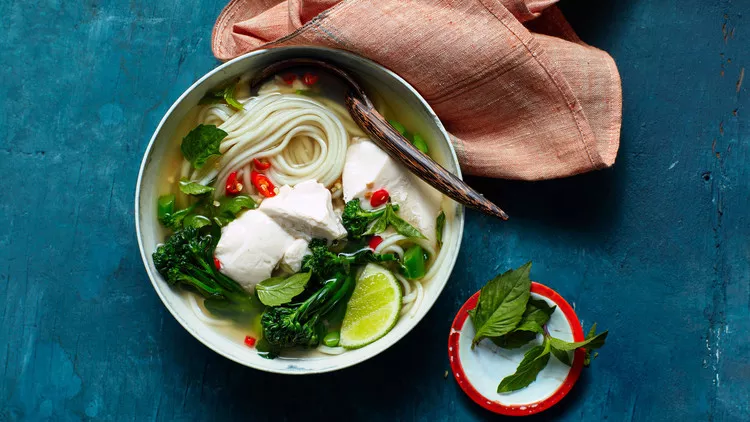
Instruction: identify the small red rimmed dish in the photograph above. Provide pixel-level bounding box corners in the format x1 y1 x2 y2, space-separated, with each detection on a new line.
448 282 585 416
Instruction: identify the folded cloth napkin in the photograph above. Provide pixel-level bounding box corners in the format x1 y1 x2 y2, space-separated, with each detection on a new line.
212 0 622 180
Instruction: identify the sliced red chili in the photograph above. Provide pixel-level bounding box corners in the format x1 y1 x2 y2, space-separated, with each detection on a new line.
370 189 389 207
368 235 384 250
213 257 222 270
251 170 276 198
281 73 296 85
244 336 256 348
225 171 242 196
253 158 271 171
302 72 319 86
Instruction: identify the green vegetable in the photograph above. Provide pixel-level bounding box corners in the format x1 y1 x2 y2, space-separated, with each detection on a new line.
200 81 244 111
294 89 317 97
469 262 609 393
301 238 397 280
183 214 211 229
181 124 227 169
497 341 551 393
491 331 537 349
345 200 425 239
158 195 175 221
412 134 429 154
384 204 426 239
583 323 604 366
402 245 426 279
256 272 311 307
158 200 197 230
151 226 255 310
217 195 256 219
261 273 355 351
179 178 215 196
549 325 608 367
323 331 340 347
436 211 445 248
342 199 390 239
468 262 532 347
388 120 407 136
491 298 555 349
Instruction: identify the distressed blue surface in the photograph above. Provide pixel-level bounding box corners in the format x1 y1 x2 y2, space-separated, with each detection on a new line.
1 0 748 420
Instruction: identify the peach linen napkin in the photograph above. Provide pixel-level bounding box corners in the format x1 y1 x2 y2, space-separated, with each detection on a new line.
212 0 622 180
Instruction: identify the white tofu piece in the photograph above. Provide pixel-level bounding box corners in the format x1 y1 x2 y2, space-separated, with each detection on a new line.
280 238 310 273
259 180 347 241
342 139 442 244
214 210 295 292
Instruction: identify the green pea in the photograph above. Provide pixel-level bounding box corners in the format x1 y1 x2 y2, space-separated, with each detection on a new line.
412 134 429 154
323 331 340 347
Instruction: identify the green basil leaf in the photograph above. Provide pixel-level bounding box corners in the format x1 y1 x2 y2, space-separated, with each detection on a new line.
179 178 216 196
550 344 572 366
436 210 446 247
497 341 551 393
547 331 608 352
363 212 388 236
470 262 532 346
583 323 604 366
387 204 426 239
491 331 537 349
217 195 256 218
515 298 556 332
256 272 311 306
183 214 212 229
181 124 227 169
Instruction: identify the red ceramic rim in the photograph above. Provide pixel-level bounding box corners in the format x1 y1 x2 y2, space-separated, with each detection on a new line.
448 282 585 416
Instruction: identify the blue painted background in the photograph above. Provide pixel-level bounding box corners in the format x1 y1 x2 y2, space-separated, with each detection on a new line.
1 0 748 420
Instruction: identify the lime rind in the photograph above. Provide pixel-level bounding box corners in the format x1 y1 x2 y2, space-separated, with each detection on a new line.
339 264 402 349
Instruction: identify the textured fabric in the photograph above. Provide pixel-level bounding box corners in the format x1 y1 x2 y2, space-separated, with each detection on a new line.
212 0 622 180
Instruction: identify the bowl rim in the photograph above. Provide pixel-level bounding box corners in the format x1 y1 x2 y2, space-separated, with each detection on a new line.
135 46 465 374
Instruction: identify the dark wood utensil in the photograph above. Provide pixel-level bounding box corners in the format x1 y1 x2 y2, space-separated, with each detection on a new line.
250 58 508 220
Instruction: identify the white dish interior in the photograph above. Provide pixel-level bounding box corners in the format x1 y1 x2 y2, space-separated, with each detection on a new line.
135 46 465 374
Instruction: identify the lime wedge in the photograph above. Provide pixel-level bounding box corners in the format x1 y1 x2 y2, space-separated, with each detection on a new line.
339 263 402 349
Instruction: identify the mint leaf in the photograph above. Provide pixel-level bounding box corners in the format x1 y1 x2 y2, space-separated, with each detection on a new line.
491 331 537 349
497 341 551 393
181 124 227 169
470 262 532 346
179 178 216 196
256 272 311 306
547 330 608 352
436 211 446 247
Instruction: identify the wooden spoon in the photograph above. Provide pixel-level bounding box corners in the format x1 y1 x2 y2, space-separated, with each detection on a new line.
250 58 508 220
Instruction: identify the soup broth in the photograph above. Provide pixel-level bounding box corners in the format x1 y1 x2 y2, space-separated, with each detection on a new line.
153 68 455 359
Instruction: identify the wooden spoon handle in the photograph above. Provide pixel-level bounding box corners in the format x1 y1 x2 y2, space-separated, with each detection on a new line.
345 95 509 220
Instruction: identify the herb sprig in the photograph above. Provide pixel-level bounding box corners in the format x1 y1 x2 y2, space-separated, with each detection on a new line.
469 262 608 393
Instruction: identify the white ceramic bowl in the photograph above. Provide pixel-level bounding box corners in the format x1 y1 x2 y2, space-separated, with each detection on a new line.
135 46 465 374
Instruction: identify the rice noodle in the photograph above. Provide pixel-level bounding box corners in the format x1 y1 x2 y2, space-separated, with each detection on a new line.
185 92 349 193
